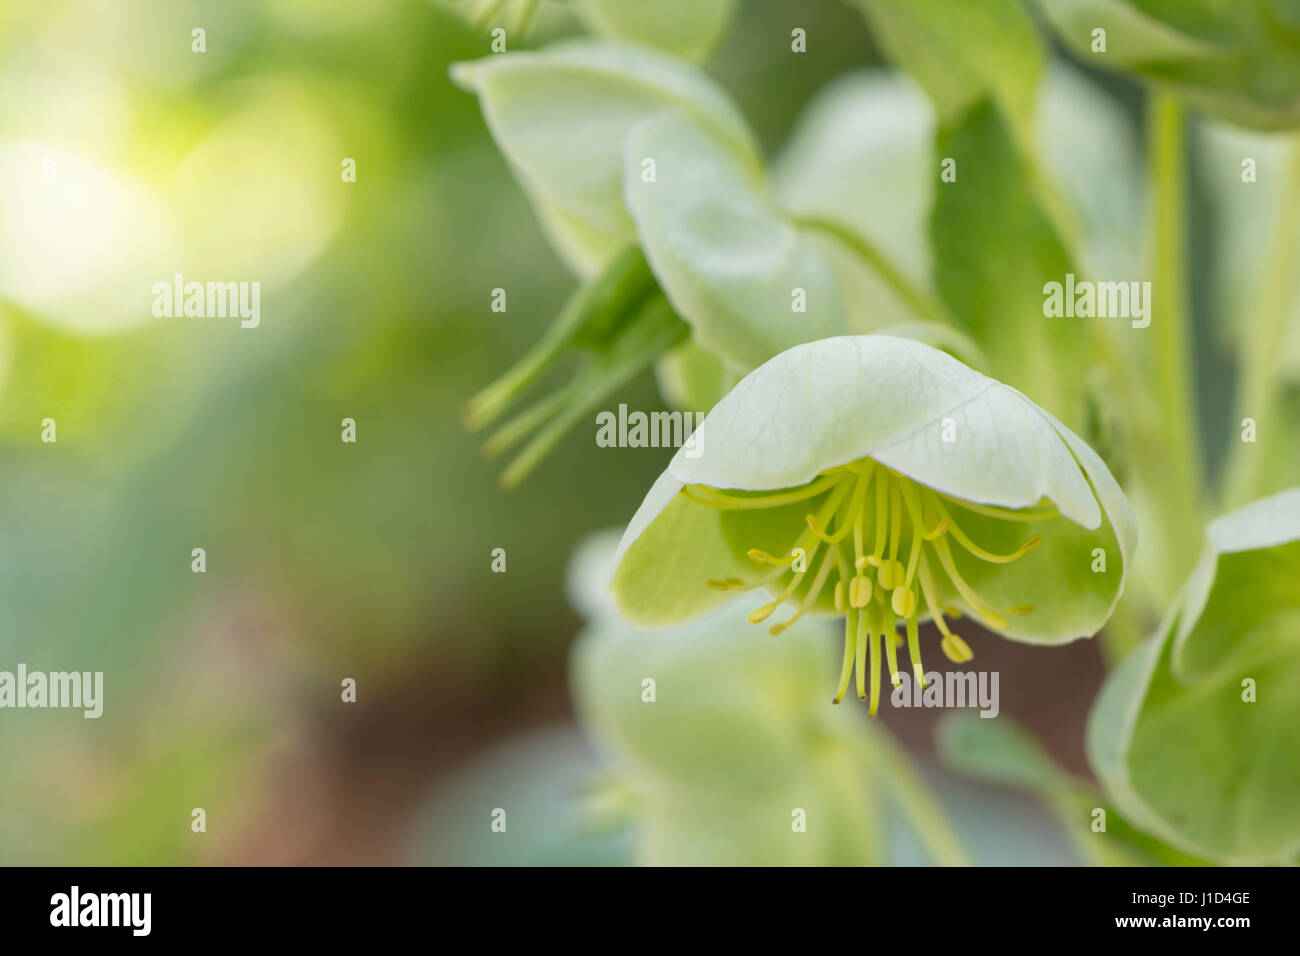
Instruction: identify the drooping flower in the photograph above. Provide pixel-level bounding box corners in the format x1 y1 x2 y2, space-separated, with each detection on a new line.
611 335 1136 713
1088 488 1300 864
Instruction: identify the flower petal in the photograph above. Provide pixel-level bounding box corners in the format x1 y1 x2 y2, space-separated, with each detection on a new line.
667 335 1102 528
623 110 848 369
450 41 761 267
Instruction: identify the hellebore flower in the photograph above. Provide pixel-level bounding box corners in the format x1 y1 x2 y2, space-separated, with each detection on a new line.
612 335 1136 713
1088 488 1300 864
451 42 976 484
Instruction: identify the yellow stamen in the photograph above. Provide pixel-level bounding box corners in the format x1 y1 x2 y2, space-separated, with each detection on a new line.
905 614 925 688
747 548 794 566
931 536 1010 631
855 608 870 701
770 547 837 635
682 473 841 510
925 493 1044 564
882 605 901 688
833 609 857 704
891 585 917 618
934 492 1059 523
942 633 974 663
850 575 872 608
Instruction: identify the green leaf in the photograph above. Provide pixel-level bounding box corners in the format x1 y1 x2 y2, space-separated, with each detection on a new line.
930 98 1091 428
852 0 1045 140
1089 488 1300 864
1034 0 1300 130
574 0 736 63
940 713 1209 865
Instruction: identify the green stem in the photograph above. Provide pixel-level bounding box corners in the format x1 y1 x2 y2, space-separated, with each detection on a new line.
1222 134 1300 508
855 723 970 866
462 246 655 432
1141 94 1204 597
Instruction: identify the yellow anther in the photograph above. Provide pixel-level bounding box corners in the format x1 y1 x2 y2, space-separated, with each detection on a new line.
748 603 778 624
834 580 846 613
855 555 868 571
747 548 793 566
1011 604 1035 616
706 578 744 591
850 575 872 608
877 559 905 590
891 585 917 618
941 633 974 663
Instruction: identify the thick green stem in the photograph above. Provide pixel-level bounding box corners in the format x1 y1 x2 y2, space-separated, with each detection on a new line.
1222 135 1300 508
855 722 970 866
1140 94 1204 597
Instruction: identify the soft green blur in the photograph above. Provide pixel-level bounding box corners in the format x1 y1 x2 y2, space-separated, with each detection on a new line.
0 0 892 865
3 0 1289 866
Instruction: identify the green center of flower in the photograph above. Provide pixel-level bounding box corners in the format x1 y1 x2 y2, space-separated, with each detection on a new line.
692 459 1051 714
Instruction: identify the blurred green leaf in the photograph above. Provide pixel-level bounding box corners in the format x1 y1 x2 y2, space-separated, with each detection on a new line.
1035 0 1300 130
1089 489 1300 864
575 0 736 62
852 0 1045 141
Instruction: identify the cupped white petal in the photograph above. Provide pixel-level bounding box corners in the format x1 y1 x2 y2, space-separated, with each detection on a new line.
666 335 1108 529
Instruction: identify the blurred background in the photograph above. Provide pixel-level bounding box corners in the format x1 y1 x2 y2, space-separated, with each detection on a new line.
0 0 1233 865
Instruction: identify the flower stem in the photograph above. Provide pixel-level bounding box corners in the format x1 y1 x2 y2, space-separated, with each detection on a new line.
1140 93 1204 597
1222 133 1300 508
855 721 970 866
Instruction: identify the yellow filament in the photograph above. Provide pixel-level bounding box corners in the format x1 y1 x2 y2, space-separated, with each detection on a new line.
868 620 882 716
746 548 795 566
882 605 901 688
871 471 889 559
934 492 1059 523
916 554 959 643
887 479 903 564
925 492 1044 564
682 473 841 510
930 536 1009 631
905 614 925 688
770 547 837 635
855 608 869 701
834 610 857 704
